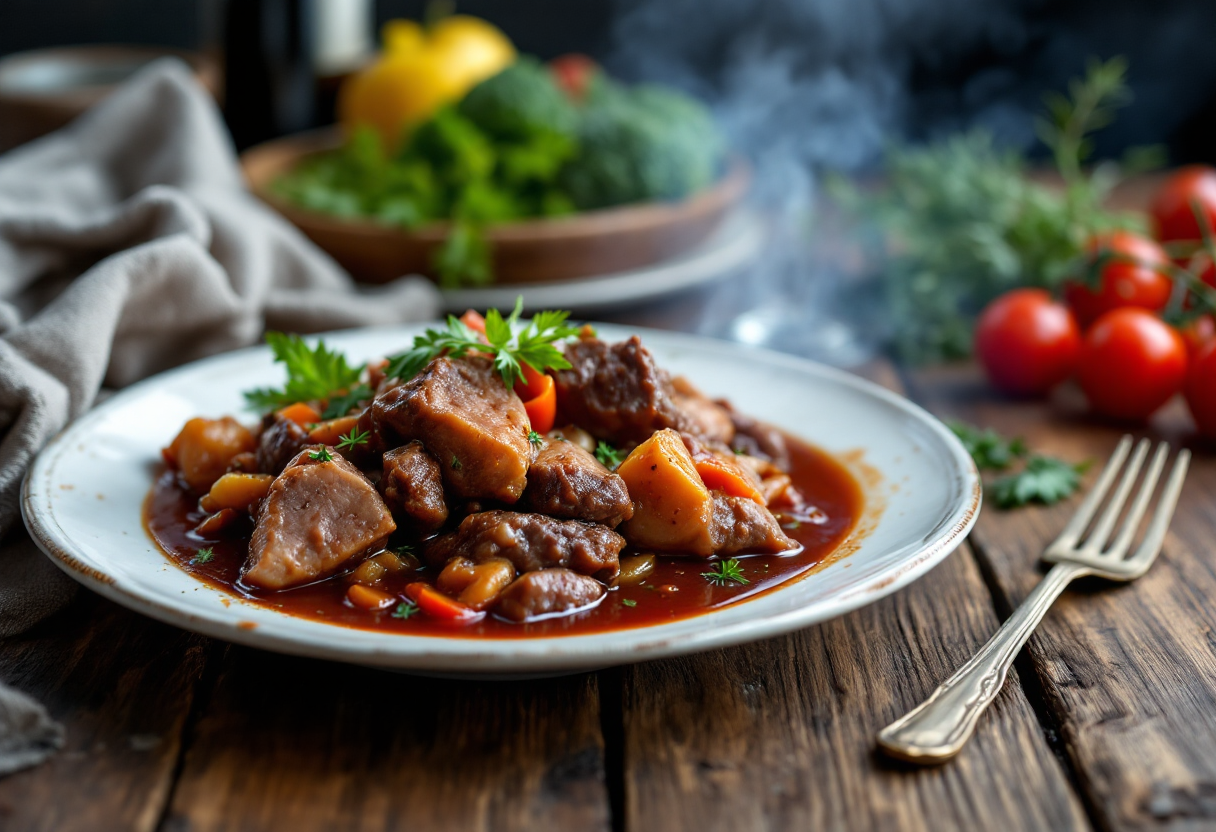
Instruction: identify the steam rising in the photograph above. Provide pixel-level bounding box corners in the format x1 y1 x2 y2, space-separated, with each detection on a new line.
604 0 1216 365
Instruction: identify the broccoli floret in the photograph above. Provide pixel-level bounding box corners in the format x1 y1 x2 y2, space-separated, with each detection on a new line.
458 57 579 142
560 83 723 210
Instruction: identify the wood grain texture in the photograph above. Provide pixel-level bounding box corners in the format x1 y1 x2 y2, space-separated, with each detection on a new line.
906 364 1216 830
0 593 209 832
162 646 610 832
615 360 1091 832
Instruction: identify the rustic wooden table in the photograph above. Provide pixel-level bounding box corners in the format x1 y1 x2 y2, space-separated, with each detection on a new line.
4 283 1216 832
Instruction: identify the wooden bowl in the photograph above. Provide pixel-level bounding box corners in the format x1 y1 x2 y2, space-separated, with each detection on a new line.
0 46 220 152
240 130 750 285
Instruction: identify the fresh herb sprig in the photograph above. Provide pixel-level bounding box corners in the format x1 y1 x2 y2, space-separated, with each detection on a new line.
391 601 419 620
337 427 370 452
595 441 624 470
244 332 365 413
322 384 373 420
384 297 580 389
191 547 215 565
702 558 749 586
951 420 1088 509
309 447 335 462
528 430 544 446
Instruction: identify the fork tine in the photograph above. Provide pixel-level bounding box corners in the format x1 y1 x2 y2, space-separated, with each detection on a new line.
1082 438 1151 554
1105 442 1169 559
1051 435 1133 551
1127 449 1191 568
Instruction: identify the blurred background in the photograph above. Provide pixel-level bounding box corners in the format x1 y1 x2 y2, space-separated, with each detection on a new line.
4 0 1216 366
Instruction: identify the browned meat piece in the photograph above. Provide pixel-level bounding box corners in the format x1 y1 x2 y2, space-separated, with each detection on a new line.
553 336 684 446
554 336 734 446
670 376 735 446
243 448 396 590
493 568 606 622
710 493 795 556
380 441 448 533
372 357 534 502
521 437 634 527
256 415 311 476
716 400 790 470
424 510 623 581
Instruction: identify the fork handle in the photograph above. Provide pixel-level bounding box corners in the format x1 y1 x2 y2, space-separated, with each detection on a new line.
877 562 1087 763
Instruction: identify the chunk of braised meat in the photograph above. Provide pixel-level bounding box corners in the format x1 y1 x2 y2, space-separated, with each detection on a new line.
380 441 448 534
521 437 634 527
424 510 623 581
553 335 734 446
372 357 535 502
669 376 735 446
493 568 606 622
715 400 790 470
243 447 396 590
256 414 311 476
710 493 796 556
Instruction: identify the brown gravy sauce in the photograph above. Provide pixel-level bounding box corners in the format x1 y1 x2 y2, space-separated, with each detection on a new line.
144 436 864 638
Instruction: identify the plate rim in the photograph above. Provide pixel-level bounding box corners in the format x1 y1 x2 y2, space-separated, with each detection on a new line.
21 325 981 673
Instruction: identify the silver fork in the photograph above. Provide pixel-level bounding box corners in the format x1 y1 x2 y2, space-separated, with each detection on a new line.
878 435 1190 764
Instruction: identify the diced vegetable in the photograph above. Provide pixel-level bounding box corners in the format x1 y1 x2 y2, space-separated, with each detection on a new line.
405 582 485 622
614 554 655 586
547 424 596 454
457 558 516 610
276 402 322 427
164 417 257 494
518 371 556 433
195 508 241 536
437 557 478 594
347 584 396 611
307 415 361 446
694 456 765 505
199 473 274 514
351 557 388 586
616 429 714 555
460 309 488 334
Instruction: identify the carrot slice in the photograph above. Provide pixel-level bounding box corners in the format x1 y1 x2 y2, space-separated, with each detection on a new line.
695 457 766 505
307 415 360 446
347 584 396 611
460 309 487 334
519 372 556 434
405 582 485 622
276 402 322 426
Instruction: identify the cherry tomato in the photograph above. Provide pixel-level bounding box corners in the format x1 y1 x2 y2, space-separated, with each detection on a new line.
1150 165 1216 244
1181 315 1216 356
549 53 598 100
1064 231 1174 328
1185 339 1216 438
1077 308 1187 421
974 289 1081 396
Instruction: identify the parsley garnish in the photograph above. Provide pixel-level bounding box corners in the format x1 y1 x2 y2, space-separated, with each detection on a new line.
528 430 544 446
991 456 1089 509
391 601 419 619
951 421 1088 509
322 383 372 420
336 427 370 451
949 421 1028 470
595 441 624 470
309 447 335 462
244 332 365 413
451 456 462 470
383 298 580 389
621 599 637 608
191 547 214 565
393 544 415 556
702 558 748 586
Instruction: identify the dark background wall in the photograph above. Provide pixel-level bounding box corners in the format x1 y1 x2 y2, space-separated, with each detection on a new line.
1 0 1214 165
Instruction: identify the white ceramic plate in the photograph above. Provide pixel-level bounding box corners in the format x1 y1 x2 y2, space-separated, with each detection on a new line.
22 325 980 675
439 211 764 315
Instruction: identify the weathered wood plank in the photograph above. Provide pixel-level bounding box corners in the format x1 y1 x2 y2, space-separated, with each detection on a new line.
617 360 1090 832
161 646 610 832
0 592 209 832
906 363 1216 830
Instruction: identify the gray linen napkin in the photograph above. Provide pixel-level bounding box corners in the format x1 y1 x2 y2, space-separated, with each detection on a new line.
0 59 440 775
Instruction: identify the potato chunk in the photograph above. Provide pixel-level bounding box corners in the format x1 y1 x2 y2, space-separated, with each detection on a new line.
165 417 256 494
617 428 715 556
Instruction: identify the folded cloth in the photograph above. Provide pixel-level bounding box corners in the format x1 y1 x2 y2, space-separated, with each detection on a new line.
0 59 441 775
